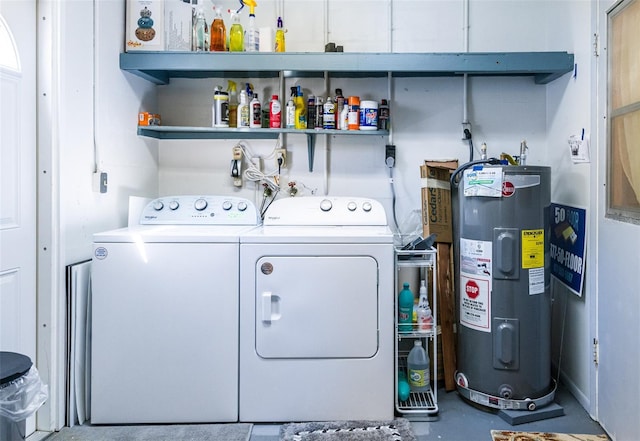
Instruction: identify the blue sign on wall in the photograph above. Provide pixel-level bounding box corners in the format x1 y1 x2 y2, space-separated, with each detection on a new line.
549 203 587 296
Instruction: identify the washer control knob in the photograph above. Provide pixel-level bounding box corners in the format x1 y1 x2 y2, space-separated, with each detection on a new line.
362 201 373 212
238 201 248 211
152 200 164 211
347 201 357 212
222 201 233 211
320 199 333 212
194 198 208 211
168 200 180 211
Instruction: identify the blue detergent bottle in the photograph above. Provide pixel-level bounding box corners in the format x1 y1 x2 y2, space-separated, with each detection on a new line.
398 282 414 332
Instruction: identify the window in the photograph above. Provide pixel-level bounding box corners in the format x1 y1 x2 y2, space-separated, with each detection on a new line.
607 0 640 222
0 15 19 71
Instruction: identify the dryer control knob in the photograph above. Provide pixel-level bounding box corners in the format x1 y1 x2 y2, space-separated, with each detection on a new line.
169 200 180 210
222 201 233 211
320 199 333 212
362 201 373 212
194 198 208 211
238 201 248 211
347 201 357 212
153 201 164 211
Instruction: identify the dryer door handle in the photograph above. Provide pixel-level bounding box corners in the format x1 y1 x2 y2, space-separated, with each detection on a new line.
261 292 281 323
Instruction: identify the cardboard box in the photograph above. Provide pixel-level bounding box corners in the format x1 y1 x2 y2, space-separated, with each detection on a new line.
126 0 165 51
420 160 458 243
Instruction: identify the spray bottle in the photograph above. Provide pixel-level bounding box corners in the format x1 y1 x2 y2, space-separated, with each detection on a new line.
275 16 285 52
286 87 296 128
228 8 244 51
294 85 307 129
242 0 259 52
227 80 238 128
194 8 208 51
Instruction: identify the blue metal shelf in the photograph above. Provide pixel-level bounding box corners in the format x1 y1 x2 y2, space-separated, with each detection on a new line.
120 51 574 85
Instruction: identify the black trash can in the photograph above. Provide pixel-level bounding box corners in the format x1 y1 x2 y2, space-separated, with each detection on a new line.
0 352 47 441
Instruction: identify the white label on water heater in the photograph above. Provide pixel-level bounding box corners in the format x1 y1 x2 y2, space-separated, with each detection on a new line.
529 267 545 295
463 167 503 197
459 238 493 333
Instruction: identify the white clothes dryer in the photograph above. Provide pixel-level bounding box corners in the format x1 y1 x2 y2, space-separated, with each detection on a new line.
91 195 259 424
239 196 395 422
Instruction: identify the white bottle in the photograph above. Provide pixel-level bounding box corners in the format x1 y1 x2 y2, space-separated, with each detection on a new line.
245 13 260 52
407 340 430 392
237 90 250 128
417 280 433 332
339 100 349 130
285 99 296 128
250 93 262 128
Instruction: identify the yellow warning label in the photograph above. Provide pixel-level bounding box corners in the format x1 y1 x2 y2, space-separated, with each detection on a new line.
521 229 544 269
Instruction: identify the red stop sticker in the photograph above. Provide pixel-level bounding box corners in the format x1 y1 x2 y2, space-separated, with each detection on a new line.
465 280 480 299
502 181 515 197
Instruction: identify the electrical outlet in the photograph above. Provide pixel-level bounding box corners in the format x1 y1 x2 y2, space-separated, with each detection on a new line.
385 145 396 167
92 171 108 193
233 145 243 160
276 148 287 169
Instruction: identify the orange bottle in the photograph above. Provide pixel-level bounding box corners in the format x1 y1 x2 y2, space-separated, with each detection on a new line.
210 6 226 52
347 96 360 130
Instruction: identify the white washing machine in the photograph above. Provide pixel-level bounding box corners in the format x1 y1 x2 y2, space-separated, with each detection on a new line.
91 195 259 424
239 196 395 422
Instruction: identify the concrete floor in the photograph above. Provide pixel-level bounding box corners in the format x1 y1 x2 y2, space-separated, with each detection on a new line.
249 384 607 441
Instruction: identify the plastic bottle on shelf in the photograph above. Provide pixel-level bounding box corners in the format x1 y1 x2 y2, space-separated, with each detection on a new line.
397 370 410 402
314 96 323 129
294 85 306 129
269 95 281 128
339 99 349 130
250 93 262 128
227 80 238 128
334 89 345 128
245 11 260 52
323 95 335 129
237 89 250 127
417 280 433 331
194 8 208 52
261 95 270 128
347 96 360 130
209 6 226 51
285 87 296 128
275 16 285 52
398 282 414 332
407 340 430 392
307 95 316 130
228 10 244 52
378 98 390 130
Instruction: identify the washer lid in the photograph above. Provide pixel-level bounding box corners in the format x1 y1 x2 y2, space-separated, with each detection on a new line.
94 224 260 243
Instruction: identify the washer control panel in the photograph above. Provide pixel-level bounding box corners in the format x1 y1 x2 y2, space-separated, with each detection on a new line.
264 196 387 226
140 195 258 225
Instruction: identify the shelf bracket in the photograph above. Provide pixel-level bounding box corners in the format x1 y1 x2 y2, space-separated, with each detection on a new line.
306 134 315 172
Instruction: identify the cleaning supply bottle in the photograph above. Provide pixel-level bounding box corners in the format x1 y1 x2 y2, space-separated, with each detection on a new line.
227 80 238 128
314 96 323 128
407 340 430 392
417 280 433 332
334 88 345 127
250 93 261 128
194 8 208 51
323 95 335 129
237 89 250 127
244 0 260 52
294 85 306 129
398 282 414 332
275 16 285 52
378 98 390 130
347 95 360 130
306 95 315 130
210 6 226 51
339 99 349 130
269 95 281 128
228 9 244 52
285 87 296 128
397 370 410 402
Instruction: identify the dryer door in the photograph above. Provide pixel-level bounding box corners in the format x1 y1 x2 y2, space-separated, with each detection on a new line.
255 255 379 358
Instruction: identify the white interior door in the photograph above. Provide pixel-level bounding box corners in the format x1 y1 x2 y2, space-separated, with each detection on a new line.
0 0 38 436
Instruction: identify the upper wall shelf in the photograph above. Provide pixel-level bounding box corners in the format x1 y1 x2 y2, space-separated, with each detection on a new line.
120 51 575 85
